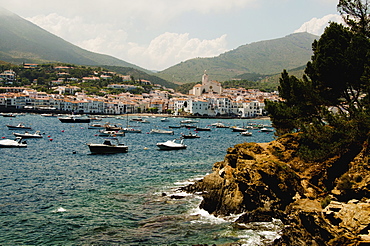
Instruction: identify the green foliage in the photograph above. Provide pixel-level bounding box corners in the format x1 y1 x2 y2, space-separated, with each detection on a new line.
175 82 200 94
338 0 370 37
266 6 370 162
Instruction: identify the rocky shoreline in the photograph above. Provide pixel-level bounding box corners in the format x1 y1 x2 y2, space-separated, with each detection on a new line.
181 134 370 245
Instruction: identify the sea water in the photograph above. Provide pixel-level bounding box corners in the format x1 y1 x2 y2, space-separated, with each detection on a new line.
0 114 282 245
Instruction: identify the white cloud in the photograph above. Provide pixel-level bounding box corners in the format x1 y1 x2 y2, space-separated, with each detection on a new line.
294 14 345 36
128 33 228 71
27 12 229 70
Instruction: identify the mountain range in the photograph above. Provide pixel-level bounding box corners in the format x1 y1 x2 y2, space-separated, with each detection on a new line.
0 7 318 87
156 32 318 84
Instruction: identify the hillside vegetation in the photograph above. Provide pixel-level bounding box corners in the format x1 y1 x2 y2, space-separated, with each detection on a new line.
0 8 150 73
157 32 318 83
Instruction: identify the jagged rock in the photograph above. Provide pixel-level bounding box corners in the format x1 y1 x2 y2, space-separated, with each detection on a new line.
182 134 370 245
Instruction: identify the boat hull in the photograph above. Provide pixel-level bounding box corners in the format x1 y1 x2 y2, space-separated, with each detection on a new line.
87 144 128 154
59 118 90 123
156 144 187 150
0 139 27 148
13 133 42 138
150 129 174 135
195 127 211 131
6 125 32 130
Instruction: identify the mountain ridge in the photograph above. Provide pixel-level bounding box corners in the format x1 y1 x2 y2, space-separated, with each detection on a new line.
0 7 317 87
0 7 150 73
156 32 318 83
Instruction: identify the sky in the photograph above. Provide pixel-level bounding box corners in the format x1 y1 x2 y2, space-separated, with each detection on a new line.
0 0 344 71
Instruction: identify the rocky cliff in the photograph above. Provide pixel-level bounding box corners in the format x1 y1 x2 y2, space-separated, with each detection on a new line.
182 134 370 245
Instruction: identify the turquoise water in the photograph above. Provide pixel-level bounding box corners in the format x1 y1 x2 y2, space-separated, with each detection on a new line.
0 114 280 245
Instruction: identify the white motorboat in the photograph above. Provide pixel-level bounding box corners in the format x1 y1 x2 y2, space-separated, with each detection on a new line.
211 122 229 128
180 119 199 124
98 130 125 136
156 138 187 150
231 126 248 132
150 129 174 135
40 113 57 117
240 131 252 136
13 131 43 138
0 137 27 148
260 127 274 132
181 132 200 139
87 137 128 154
6 123 32 130
161 117 169 122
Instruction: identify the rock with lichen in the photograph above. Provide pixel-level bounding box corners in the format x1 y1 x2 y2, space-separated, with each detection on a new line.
181 134 370 245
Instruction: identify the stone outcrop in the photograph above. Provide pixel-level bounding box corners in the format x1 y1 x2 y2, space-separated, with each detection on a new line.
181 134 370 245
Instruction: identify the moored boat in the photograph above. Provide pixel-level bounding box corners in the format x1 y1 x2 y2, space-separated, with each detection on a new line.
212 122 229 128
87 137 128 154
0 137 27 148
231 126 248 132
122 127 142 133
98 130 125 136
181 132 200 139
13 131 43 138
195 126 211 131
88 123 106 129
58 116 90 123
150 129 174 135
6 123 32 130
156 138 187 150
240 131 252 136
260 127 274 132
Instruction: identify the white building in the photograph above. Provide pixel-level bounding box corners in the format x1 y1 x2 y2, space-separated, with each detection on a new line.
189 70 222 96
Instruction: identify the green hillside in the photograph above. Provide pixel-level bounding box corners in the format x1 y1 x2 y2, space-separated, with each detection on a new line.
157 32 318 84
0 8 149 72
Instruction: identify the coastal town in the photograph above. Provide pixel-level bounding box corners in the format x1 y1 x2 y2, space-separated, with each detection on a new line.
0 65 280 117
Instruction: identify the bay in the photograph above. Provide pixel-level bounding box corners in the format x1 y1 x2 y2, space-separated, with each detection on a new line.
0 114 279 245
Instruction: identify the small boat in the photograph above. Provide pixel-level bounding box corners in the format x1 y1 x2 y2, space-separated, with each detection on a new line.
212 122 229 128
156 138 187 150
169 125 181 128
88 123 106 129
180 119 199 124
98 130 125 136
130 117 143 122
87 137 128 154
195 126 211 131
150 129 174 135
104 124 122 131
240 131 252 136
40 113 57 117
140 119 150 124
181 132 200 139
58 116 90 123
0 137 27 148
161 117 169 122
2 113 16 117
122 127 142 133
182 124 196 128
231 126 248 132
260 127 274 132
13 131 43 138
6 123 32 130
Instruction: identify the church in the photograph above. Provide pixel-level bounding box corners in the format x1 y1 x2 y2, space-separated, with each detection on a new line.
189 70 222 96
